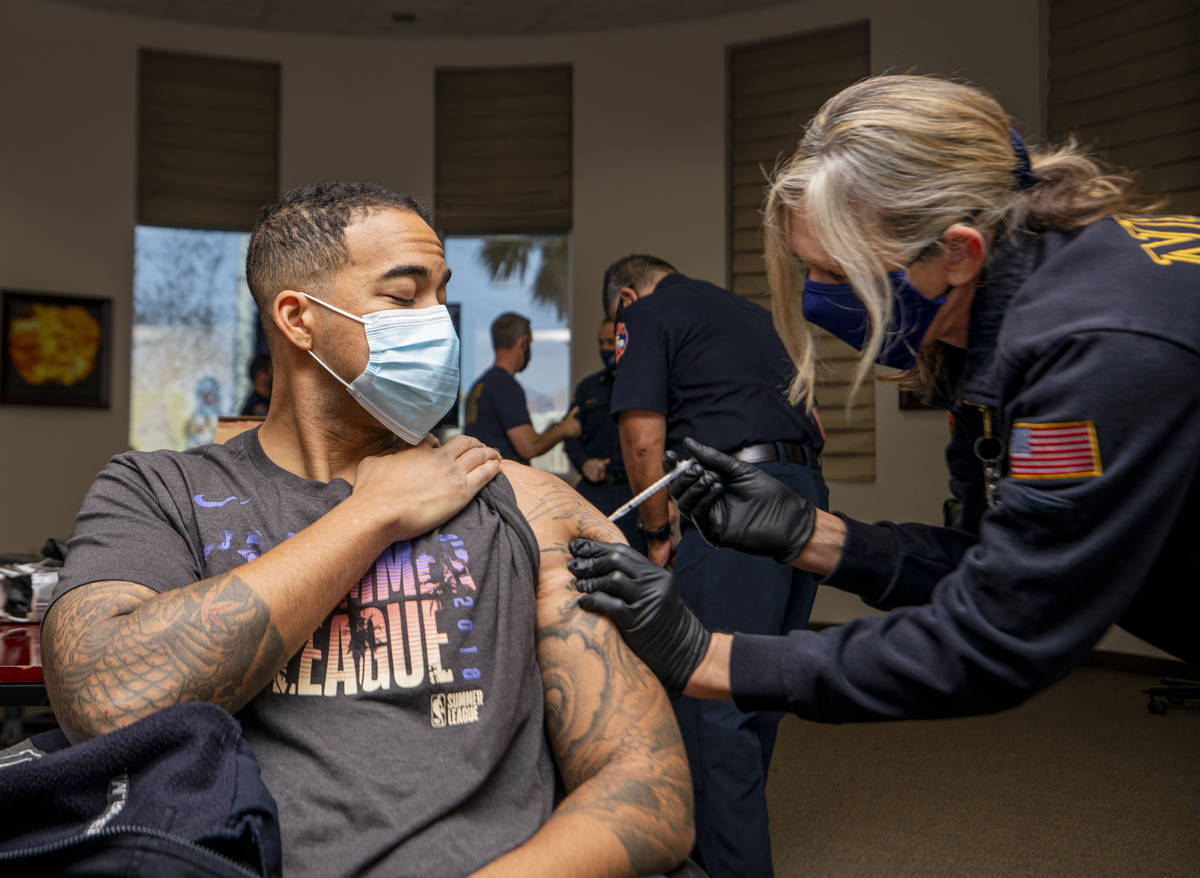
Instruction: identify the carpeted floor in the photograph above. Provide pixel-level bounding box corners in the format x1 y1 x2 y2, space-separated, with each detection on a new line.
767 665 1200 877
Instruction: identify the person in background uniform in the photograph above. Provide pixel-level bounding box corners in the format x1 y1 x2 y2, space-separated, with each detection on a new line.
240 353 272 416
463 312 581 464
604 253 828 878
570 75 1200 729
564 318 646 554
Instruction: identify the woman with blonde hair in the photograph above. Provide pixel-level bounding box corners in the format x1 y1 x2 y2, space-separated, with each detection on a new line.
570 73 1200 722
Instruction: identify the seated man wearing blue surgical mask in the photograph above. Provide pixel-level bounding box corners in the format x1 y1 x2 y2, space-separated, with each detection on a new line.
40 182 694 878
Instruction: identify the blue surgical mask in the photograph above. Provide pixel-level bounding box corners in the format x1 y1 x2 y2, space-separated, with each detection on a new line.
301 292 460 445
802 271 946 370
600 350 617 372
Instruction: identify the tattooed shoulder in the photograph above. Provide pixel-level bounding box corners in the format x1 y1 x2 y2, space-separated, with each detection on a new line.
501 461 624 554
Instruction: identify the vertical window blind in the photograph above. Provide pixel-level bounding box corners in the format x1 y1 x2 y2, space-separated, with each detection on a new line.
728 22 874 481
435 65 572 233
137 48 280 231
1048 0 1200 213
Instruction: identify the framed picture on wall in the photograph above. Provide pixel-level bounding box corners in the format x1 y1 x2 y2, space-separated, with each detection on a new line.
1 289 112 407
898 389 934 410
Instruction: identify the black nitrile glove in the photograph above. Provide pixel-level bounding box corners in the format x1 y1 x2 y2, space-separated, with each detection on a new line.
568 538 710 697
667 436 816 563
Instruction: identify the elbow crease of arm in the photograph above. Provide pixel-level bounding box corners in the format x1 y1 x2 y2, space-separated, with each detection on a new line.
42 575 285 743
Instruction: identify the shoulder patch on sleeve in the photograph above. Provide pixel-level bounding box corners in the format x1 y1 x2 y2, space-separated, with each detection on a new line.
1009 420 1102 480
614 321 628 363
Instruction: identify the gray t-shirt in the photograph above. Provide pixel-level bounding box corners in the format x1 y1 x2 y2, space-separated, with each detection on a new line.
54 429 555 877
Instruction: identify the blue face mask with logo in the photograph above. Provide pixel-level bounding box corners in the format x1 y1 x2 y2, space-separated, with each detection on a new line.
600 350 617 372
802 271 947 371
301 292 460 445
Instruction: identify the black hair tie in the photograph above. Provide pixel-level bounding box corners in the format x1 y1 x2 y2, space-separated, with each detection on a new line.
1009 128 1038 191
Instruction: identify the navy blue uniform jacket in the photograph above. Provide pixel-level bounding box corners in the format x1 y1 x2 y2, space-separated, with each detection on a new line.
733 215 1200 721
564 368 626 480
463 366 532 464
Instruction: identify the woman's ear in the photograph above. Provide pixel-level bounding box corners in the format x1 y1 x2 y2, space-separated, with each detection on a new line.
943 226 987 286
274 290 314 351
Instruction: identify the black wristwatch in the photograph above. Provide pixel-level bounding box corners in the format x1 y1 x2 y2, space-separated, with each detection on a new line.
637 521 673 541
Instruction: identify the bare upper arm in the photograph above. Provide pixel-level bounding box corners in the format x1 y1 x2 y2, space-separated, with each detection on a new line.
455 464 694 870
501 463 683 785
505 423 540 461
501 461 627 651
616 410 667 462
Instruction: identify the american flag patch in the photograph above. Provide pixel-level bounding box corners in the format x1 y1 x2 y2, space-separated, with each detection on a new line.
1009 421 1102 480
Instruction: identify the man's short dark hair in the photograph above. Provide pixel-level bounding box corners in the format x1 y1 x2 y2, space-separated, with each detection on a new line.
602 254 677 317
245 182 433 332
491 312 531 351
248 353 272 381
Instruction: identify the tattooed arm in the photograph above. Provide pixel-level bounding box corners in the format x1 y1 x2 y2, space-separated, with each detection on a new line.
42 508 362 745
42 435 501 744
472 462 694 878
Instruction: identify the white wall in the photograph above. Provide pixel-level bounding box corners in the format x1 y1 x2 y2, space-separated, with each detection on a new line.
2 0 1161 657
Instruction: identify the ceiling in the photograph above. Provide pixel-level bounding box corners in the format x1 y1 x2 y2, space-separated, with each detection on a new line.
42 0 801 38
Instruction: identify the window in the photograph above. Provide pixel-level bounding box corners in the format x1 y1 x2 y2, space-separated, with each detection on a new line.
435 65 574 475
445 234 573 476
728 22 874 481
130 227 257 450
132 48 280 449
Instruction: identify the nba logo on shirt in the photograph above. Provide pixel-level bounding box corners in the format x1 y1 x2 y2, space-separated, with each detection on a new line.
430 693 446 727
615 322 628 363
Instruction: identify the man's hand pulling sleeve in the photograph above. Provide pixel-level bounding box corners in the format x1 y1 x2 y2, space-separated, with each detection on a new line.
568 539 710 697
668 436 816 563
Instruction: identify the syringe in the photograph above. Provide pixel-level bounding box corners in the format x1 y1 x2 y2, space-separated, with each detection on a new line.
606 458 697 523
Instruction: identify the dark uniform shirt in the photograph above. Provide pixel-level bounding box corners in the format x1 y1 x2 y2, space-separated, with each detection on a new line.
610 273 828 875
564 368 626 481
731 216 1200 721
609 273 823 457
463 366 531 464
240 391 270 416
